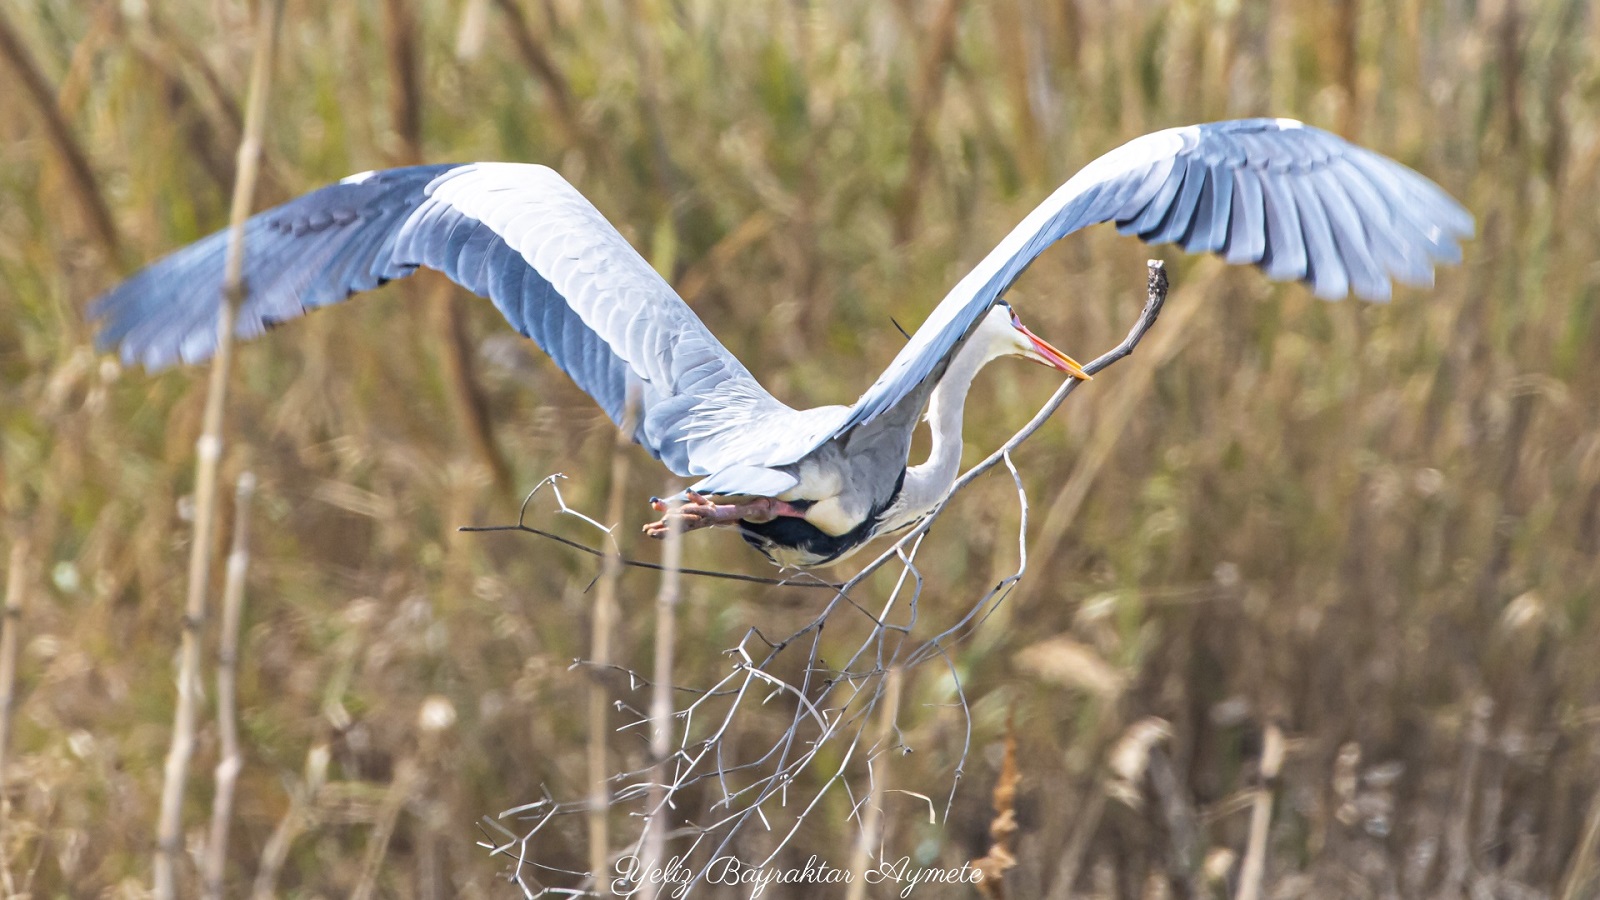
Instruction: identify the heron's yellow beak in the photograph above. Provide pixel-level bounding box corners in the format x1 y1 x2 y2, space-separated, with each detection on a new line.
1016 324 1091 381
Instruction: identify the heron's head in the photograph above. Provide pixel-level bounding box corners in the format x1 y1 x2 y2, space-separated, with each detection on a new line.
982 302 1090 380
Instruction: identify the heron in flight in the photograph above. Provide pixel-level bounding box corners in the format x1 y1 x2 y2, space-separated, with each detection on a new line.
93 119 1471 568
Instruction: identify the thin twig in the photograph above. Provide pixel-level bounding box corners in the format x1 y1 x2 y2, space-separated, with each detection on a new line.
155 3 283 896
459 523 841 590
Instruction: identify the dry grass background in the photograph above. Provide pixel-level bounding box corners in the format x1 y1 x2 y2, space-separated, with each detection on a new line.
1 0 1598 896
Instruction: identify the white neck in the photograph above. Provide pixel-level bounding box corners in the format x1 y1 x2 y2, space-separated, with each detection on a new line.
885 335 997 528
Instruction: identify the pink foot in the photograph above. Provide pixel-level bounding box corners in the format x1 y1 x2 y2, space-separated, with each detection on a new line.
642 492 804 539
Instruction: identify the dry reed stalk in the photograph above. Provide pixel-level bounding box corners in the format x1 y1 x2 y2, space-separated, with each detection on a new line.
1235 723 1285 900
142 14 246 136
122 15 291 201
989 0 1044 182
639 512 682 900
0 537 30 896
0 539 28 792
890 0 963 244
1326 0 1360 137
1558 782 1600 900
490 0 585 149
433 288 513 492
351 759 421 900
455 0 491 59
251 744 329 900
381 0 422 162
1045 693 1135 900
381 0 511 494
845 667 903 900
55 0 119 120
154 2 283 896
201 473 255 900
972 715 1020 899
622 0 682 238
1442 697 1492 896
1045 784 1106 900
1148 744 1200 892
589 391 640 884
0 5 122 266
673 211 773 303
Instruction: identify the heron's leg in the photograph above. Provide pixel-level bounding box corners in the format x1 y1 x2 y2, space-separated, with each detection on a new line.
642 492 805 539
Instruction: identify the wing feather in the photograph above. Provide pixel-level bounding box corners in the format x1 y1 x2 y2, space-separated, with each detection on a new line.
1257 167 1308 281
1185 161 1233 253
1146 156 1209 246
1118 159 1187 236
89 163 830 481
834 119 1472 436
1312 167 1387 301
1286 174 1348 299
1222 166 1266 264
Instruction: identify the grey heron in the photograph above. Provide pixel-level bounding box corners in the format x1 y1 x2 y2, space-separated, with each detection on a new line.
92 118 1472 568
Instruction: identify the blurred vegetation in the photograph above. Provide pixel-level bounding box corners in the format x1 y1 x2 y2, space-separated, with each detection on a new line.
1 0 1598 896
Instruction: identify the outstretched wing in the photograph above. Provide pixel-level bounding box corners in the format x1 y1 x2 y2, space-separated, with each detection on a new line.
91 163 835 479
836 118 1475 432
